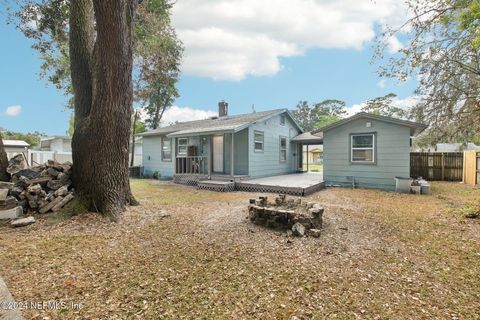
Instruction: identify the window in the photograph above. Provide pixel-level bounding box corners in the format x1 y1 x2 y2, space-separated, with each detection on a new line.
177 138 188 156
280 115 286 126
351 134 375 163
279 137 287 162
161 138 172 161
254 131 264 152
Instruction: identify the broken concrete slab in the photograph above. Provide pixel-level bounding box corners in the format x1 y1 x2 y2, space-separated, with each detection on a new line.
39 196 63 214
0 197 17 210
0 206 23 220
0 189 8 202
11 216 35 228
307 228 321 238
52 194 74 212
292 222 306 237
0 182 14 190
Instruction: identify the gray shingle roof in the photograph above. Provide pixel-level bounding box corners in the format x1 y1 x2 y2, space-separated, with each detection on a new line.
311 112 427 136
291 132 323 144
139 109 298 137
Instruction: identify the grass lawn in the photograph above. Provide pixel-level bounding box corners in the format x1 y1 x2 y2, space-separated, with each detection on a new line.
0 180 479 319
303 163 323 172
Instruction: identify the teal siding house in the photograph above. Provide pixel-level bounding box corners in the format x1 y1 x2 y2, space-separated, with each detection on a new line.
139 102 304 183
312 112 426 191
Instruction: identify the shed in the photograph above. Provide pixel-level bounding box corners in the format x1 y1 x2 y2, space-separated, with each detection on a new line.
312 112 426 191
3 140 30 160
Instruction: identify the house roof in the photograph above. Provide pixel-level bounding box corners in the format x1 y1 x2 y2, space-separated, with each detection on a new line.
311 112 427 136
291 132 323 144
3 140 30 147
138 109 303 138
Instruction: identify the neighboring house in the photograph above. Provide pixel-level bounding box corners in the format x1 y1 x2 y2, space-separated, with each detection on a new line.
40 136 72 152
303 145 323 164
435 142 480 152
3 140 30 159
312 112 426 191
412 142 480 152
130 136 143 167
138 102 304 181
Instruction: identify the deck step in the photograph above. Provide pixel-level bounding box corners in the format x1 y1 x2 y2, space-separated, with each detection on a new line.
197 180 236 192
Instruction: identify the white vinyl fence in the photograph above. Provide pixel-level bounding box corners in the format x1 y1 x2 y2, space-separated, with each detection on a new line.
28 150 73 165
7 150 142 167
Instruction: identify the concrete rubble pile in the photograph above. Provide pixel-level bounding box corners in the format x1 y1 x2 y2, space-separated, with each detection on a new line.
0 154 75 227
248 194 324 237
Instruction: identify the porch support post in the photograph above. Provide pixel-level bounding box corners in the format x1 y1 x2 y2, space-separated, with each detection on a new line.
306 144 309 172
208 136 212 177
231 132 235 177
173 137 177 174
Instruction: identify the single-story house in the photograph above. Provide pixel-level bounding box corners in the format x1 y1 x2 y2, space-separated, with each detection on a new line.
39 136 72 152
3 140 30 159
312 112 427 191
138 102 305 181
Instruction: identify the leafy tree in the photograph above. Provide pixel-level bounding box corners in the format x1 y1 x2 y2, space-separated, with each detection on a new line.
67 113 74 137
313 99 347 128
375 0 480 145
1 130 43 147
292 100 346 131
361 93 408 118
14 0 182 121
134 1 182 129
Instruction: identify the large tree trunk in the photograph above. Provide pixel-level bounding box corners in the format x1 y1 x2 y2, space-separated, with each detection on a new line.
70 0 138 218
0 132 9 182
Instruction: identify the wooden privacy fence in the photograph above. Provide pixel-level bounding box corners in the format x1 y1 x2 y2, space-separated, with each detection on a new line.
410 152 464 181
463 150 479 186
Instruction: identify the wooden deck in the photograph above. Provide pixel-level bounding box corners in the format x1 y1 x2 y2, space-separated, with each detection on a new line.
236 173 325 196
174 172 325 196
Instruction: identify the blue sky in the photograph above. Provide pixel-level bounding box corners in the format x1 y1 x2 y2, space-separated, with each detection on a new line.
0 0 417 135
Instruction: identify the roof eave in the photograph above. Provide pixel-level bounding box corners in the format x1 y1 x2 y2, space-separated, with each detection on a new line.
167 129 235 138
312 112 428 137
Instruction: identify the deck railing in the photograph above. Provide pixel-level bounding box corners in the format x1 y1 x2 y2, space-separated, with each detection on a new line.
175 156 208 174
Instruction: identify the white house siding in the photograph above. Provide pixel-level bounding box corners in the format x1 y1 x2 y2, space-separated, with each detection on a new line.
323 118 411 191
248 114 300 178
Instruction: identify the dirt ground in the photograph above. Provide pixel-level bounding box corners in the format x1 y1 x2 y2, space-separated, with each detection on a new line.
0 180 479 319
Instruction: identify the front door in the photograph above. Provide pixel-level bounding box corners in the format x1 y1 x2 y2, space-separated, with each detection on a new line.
213 135 224 173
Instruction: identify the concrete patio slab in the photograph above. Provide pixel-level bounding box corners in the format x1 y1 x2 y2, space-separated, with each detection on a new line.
0 275 23 320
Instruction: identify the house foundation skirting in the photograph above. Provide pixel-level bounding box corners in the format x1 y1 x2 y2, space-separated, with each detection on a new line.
173 174 208 186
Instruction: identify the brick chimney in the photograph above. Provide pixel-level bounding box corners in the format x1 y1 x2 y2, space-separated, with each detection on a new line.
218 100 228 117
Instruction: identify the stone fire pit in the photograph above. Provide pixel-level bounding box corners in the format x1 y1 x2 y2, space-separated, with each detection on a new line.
248 195 324 237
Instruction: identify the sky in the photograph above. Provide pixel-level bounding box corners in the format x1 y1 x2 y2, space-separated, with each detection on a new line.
0 0 418 136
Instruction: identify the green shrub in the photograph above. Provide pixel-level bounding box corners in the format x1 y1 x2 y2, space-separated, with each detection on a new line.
461 204 480 219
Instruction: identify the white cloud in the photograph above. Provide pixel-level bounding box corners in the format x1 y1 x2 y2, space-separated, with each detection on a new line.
378 79 386 88
172 0 409 80
159 105 217 126
346 95 420 117
386 35 404 53
5 105 22 117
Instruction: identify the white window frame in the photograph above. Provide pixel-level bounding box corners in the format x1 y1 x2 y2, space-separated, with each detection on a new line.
279 136 287 162
177 138 188 156
351 134 375 163
161 138 172 161
254 131 264 152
